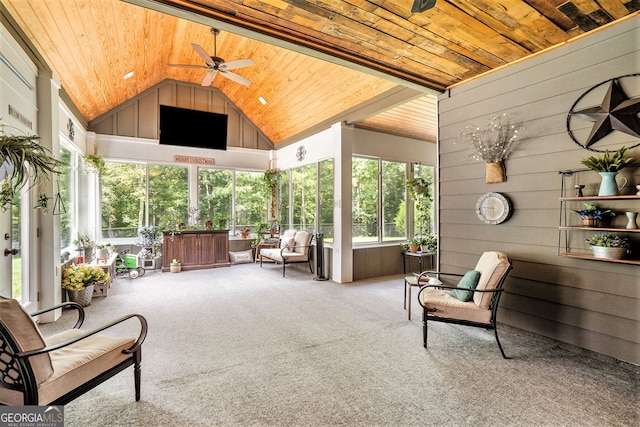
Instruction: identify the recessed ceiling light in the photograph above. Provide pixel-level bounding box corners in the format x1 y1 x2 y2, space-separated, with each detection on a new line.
124 71 134 79
258 96 267 105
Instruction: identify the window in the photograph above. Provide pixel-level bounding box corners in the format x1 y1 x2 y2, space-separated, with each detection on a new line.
198 168 232 227
101 162 147 238
382 160 406 241
352 157 379 243
352 157 416 244
291 164 316 231
59 145 75 250
413 164 435 236
148 164 188 226
277 169 290 229
318 159 334 242
235 171 269 229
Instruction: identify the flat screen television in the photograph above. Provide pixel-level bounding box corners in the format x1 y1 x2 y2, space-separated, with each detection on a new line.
159 105 228 150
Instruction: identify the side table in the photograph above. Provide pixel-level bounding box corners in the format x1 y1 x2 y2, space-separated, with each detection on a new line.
88 253 117 297
255 238 279 263
403 275 442 320
402 251 435 274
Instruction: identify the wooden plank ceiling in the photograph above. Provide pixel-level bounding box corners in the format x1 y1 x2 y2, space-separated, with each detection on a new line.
0 0 637 146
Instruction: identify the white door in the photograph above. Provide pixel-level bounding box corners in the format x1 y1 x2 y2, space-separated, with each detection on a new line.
0 181 26 301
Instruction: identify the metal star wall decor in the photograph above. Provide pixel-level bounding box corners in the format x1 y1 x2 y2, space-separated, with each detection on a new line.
566 73 640 152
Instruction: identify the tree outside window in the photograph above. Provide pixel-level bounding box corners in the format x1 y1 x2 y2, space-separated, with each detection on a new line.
235 171 269 230
101 162 147 238
352 157 379 243
59 146 74 249
198 168 232 227
148 165 188 227
292 164 316 232
318 159 334 242
382 160 406 241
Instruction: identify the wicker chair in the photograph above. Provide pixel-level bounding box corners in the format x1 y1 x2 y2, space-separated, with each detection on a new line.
0 297 147 405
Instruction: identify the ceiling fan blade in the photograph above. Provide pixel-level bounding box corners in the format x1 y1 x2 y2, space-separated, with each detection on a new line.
221 70 251 86
168 64 209 69
202 70 217 86
191 43 214 67
219 58 254 71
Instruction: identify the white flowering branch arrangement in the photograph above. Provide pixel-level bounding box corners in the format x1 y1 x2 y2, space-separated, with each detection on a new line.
457 114 523 163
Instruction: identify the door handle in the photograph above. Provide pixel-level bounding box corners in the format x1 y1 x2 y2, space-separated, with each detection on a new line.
4 248 18 256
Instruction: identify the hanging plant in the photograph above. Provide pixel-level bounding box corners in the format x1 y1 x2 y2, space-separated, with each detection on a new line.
263 168 281 192
35 193 51 213
84 154 106 176
1 121 63 211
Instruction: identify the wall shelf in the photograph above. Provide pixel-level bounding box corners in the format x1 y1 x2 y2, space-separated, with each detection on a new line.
558 169 639 265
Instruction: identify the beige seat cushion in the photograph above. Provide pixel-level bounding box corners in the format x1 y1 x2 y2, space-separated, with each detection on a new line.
472 252 510 309
260 248 308 263
418 288 492 324
0 298 53 385
35 329 133 406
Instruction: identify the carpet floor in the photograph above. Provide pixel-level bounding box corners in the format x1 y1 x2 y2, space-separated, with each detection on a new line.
40 263 639 426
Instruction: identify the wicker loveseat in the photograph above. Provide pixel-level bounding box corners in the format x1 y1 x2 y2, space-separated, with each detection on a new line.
259 229 314 277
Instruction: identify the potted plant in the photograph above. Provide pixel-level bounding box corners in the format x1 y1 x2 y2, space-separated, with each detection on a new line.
580 147 635 196
1 122 63 211
420 234 438 253
237 226 251 239
263 168 281 220
62 264 110 306
213 214 231 230
585 233 630 260
407 237 420 253
96 244 109 262
572 203 615 227
84 154 106 176
73 233 95 263
456 113 524 183
170 259 181 273
405 177 429 201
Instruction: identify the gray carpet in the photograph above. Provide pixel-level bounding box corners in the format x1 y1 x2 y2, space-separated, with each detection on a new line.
40 263 639 426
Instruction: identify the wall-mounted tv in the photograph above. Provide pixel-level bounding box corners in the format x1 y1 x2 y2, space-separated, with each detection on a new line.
159 105 228 151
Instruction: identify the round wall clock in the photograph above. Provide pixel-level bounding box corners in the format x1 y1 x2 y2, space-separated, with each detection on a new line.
476 192 512 225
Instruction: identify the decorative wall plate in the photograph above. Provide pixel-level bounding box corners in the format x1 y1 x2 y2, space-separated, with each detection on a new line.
476 192 512 225
296 145 306 162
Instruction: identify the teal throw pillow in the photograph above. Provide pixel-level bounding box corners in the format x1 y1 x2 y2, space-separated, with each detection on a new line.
450 270 481 302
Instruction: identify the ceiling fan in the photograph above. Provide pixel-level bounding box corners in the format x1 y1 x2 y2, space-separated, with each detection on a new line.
168 28 254 86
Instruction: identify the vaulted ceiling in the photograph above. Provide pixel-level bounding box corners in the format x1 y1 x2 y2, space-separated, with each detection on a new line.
0 0 637 146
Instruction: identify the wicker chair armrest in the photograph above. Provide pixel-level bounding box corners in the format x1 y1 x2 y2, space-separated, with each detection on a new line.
17 314 148 358
31 302 85 329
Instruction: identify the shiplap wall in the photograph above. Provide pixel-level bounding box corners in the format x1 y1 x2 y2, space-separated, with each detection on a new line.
87 79 272 150
438 16 639 365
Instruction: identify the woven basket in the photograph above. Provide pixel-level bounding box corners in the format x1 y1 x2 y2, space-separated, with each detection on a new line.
581 216 600 227
67 285 94 307
485 161 506 184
